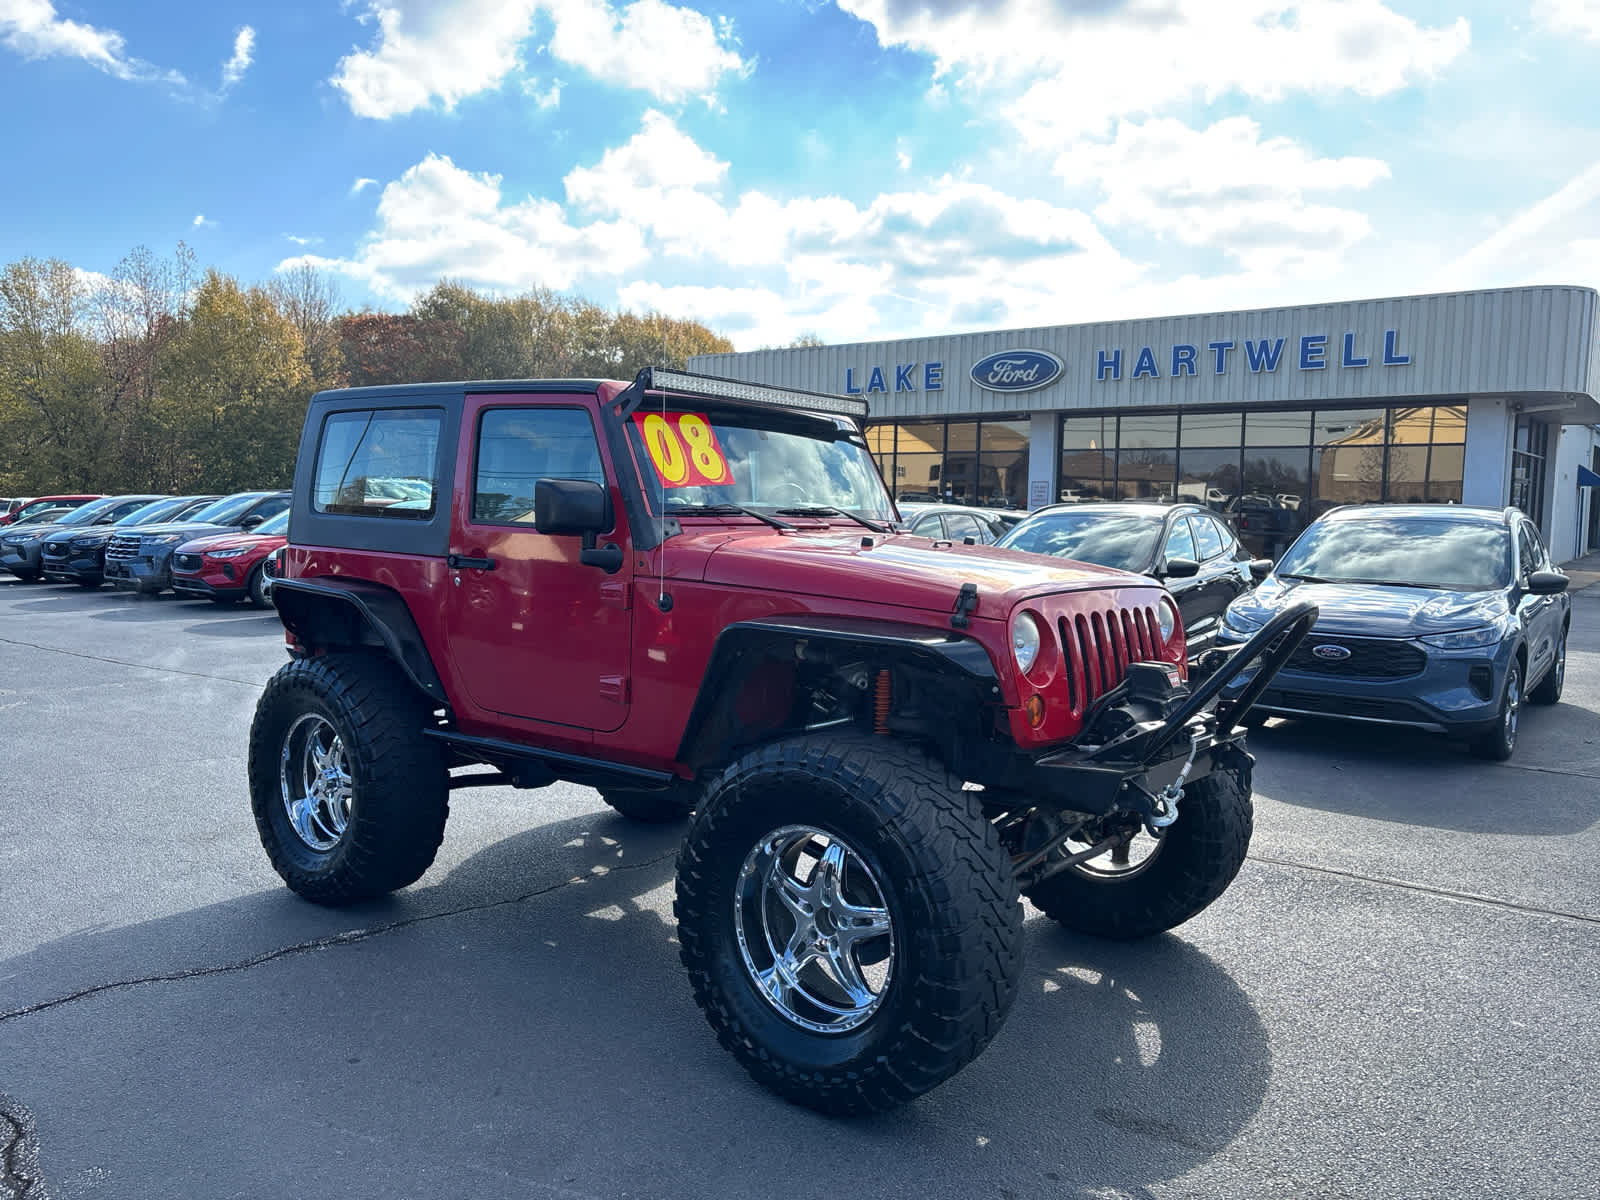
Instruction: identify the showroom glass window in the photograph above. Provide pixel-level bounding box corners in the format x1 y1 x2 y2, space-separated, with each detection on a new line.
866 416 1030 509
1510 415 1550 526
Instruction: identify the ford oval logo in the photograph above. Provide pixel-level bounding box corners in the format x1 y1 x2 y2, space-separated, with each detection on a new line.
970 349 1063 392
1311 644 1352 661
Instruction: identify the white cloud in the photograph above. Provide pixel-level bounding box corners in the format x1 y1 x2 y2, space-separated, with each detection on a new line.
192 214 216 228
545 0 749 103
1433 160 1600 291
0 0 184 84
221 25 254 89
351 177 379 195
284 234 323 247
282 153 649 300
292 112 1149 341
1534 0 1600 40
839 0 1469 142
331 0 746 119
1056 116 1392 272
522 75 562 108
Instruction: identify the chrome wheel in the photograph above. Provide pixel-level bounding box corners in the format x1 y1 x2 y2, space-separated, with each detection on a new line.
280 713 353 852
1070 827 1165 880
1554 639 1566 691
734 825 894 1034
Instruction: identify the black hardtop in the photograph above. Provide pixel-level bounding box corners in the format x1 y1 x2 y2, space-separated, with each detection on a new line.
309 379 610 405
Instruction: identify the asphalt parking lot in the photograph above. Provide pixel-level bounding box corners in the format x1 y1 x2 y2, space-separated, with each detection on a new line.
2 577 1598 1199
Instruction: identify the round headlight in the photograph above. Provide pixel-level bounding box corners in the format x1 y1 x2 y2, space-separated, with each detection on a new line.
1157 599 1177 643
1012 611 1042 674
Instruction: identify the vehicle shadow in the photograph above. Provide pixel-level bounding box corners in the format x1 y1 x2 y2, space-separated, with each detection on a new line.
1248 707 1600 834
2 813 1270 1199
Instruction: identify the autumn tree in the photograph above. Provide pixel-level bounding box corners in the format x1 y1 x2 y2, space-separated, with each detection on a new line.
0 258 108 492
269 263 345 387
157 271 310 491
337 312 465 387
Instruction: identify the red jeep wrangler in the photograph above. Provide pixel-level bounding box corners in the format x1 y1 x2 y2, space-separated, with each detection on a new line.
250 368 1312 1114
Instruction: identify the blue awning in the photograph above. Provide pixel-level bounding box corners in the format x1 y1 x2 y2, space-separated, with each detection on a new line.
1579 466 1600 488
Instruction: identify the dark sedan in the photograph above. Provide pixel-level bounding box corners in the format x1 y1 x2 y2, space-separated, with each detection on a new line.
897 503 1020 544
997 501 1266 661
1217 505 1569 760
103 491 291 594
40 495 221 587
1 495 167 581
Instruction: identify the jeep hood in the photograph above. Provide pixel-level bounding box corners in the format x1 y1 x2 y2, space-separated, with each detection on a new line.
701 531 1143 619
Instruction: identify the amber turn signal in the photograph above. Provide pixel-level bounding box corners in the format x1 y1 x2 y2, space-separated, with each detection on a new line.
1024 693 1046 728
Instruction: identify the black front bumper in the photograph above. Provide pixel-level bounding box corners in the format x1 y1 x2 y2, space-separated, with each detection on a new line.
105 556 172 592
41 550 105 583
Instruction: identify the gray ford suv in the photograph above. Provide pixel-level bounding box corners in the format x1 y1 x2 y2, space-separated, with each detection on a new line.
1216 505 1569 760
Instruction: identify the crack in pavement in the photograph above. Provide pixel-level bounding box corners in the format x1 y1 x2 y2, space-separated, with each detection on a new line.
0 1094 47 1200
0 635 265 689
0 850 677 1026
1248 853 1600 927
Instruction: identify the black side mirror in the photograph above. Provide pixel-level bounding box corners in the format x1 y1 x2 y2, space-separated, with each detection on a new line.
1162 556 1200 579
534 479 610 535
1249 558 1273 582
535 479 622 573
240 513 265 531
1527 570 1569 595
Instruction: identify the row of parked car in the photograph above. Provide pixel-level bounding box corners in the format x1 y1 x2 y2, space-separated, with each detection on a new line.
0 490 289 606
905 496 1571 763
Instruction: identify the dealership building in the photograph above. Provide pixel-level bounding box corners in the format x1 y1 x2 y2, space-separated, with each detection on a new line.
690 285 1600 562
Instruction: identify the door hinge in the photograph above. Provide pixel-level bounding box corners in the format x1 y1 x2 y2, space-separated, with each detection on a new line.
599 579 631 609
599 674 629 704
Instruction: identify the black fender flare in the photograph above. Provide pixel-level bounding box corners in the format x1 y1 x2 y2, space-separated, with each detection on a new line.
675 614 1001 772
272 577 449 707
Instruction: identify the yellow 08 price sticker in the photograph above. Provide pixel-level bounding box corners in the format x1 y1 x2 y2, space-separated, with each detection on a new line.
633 411 732 488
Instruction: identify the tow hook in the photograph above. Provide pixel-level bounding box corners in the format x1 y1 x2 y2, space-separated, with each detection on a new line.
1138 726 1204 836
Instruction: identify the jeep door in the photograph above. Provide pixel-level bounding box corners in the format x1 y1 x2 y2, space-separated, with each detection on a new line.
445 397 633 731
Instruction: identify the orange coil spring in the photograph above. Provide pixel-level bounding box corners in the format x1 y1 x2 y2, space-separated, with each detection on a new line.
873 669 891 735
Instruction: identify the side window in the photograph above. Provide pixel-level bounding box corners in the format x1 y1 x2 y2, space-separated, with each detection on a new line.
1519 523 1546 574
909 513 942 537
253 496 290 521
1163 519 1197 563
945 512 985 541
474 407 606 526
314 408 442 519
1189 515 1225 560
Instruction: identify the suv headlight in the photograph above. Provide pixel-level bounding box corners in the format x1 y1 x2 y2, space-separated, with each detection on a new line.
208 547 250 559
1221 607 1263 639
151 534 186 545
1012 611 1041 673
1419 625 1503 651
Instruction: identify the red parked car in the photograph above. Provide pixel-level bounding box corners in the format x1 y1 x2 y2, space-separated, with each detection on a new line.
170 510 288 606
0 494 102 526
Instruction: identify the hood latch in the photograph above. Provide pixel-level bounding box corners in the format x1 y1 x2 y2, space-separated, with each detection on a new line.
950 582 979 629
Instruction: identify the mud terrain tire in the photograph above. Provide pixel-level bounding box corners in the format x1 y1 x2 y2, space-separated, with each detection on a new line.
249 652 448 905
675 735 1024 1115
1025 765 1253 940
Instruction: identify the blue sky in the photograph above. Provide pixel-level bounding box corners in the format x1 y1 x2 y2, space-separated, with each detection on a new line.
3 0 1598 349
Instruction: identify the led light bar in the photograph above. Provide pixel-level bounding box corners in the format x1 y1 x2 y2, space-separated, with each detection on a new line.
638 366 869 421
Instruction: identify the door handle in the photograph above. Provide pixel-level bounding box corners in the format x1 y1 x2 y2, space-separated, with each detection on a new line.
447 554 497 571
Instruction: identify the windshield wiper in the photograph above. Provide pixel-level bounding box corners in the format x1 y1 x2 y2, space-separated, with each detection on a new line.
772 505 889 533
1343 579 1444 589
664 503 794 531
1276 572 1333 583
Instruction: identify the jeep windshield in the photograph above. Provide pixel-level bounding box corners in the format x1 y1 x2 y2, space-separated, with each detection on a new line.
625 403 893 523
